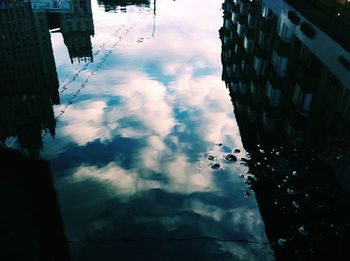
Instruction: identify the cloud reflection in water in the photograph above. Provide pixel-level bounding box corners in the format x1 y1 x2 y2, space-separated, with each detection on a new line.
45 0 271 259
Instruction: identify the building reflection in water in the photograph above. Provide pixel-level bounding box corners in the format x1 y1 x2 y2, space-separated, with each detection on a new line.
97 0 151 13
48 0 95 63
0 0 60 157
220 0 350 260
1 3 71 259
0 0 96 156
59 0 95 63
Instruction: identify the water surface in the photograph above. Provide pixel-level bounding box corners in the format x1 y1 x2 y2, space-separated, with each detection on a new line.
2 0 350 260
44 0 270 259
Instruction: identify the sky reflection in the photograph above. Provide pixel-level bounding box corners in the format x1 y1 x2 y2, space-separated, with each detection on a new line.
42 0 271 259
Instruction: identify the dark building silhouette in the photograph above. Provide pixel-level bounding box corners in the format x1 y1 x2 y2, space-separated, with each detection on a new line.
0 0 60 156
220 0 350 259
97 0 150 13
59 0 95 63
0 147 70 261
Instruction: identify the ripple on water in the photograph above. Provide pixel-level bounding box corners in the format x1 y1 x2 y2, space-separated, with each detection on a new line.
207 155 215 161
211 163 221 170
225 154 237 162
277 238 287 247
287 187 299 195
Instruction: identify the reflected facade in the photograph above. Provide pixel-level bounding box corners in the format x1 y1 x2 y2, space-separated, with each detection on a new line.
59 0 95 63
221 0 350 259
98 0 150 12
0 1 59 156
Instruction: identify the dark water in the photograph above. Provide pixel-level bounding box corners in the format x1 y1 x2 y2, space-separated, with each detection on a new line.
1 0 350 260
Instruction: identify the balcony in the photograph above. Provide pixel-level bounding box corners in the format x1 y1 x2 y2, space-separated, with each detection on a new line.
256 29 273 50
244 37 254 54
229 78 239 94
240 0 250 15
232 11 239 24
291 83 313 117
265 79 282 107
248 2 260 16
237 23 246 38
232 3 240 14
285 116 306 145
339 55 350 71
273 34 291 57
271 50 289 77
254 44 269 60
286 103 308 134
268 69 284 87
258 16 275 33
243 28 256 54
253 56 268 76
239 80 249 95
249 80 263 103
248 99 261 124
295 61 319 92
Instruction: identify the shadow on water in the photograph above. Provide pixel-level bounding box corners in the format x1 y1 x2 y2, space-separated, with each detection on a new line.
220 0 350 260
0 147 70 260
0 1 94 259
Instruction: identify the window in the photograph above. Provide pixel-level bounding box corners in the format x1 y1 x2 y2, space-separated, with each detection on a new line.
298 44 313 68
271 50 288 76
266 81 281 106
257 30 270 49
292 83 313 115
261 4 274 19
244 37 254 54
253 57 267 75
276 20 293 43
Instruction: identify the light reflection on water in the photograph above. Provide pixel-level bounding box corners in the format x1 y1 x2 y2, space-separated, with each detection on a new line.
42 0 272 259
2 0 350 259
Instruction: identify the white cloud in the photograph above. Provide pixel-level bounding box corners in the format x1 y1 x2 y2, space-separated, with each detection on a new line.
58 100 111 145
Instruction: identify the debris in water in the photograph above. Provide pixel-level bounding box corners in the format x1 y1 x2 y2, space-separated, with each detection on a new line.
292 201 300 209
277 238 287 247
287 187 298 195
211 163 221 170
298 225 310 236
225 154 237 162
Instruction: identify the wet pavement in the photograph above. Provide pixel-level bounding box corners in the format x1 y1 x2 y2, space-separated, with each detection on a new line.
1 0 350 260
